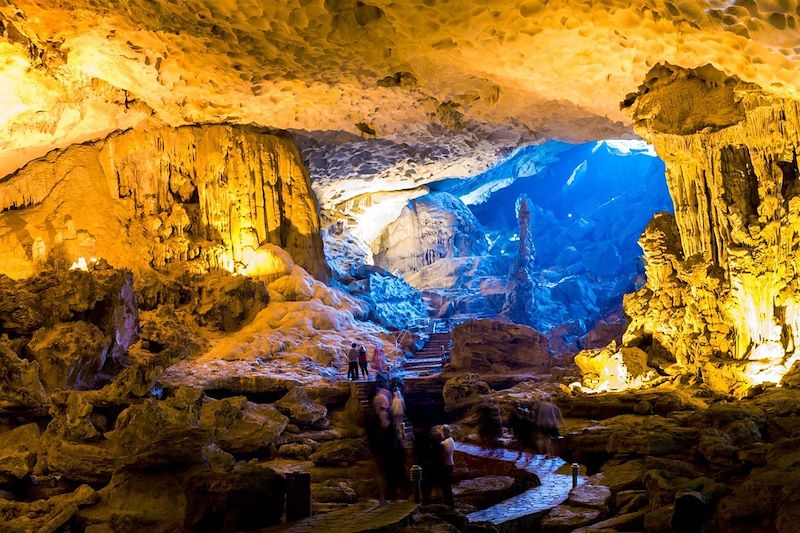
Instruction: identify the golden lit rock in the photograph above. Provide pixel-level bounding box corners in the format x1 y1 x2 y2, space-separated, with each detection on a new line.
579 64 800 395
5 0 800 179
0 124 328 280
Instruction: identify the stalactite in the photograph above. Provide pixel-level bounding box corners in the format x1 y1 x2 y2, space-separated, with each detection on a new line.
0 124 329 281
579 64 800 395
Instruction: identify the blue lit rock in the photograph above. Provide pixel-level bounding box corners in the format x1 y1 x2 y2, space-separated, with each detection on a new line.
373 192 487 275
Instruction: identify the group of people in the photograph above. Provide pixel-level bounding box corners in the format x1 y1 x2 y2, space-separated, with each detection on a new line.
346 342 386 381
368 376 410 502
366 373 459 506
414 424 455 506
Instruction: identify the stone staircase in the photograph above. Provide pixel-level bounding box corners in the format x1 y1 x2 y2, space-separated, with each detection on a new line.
456 443 579 531
353 380 414 443
402 332 451 375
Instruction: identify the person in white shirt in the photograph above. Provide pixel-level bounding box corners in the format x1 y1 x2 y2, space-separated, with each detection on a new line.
391 389 406 440
440 425 455 506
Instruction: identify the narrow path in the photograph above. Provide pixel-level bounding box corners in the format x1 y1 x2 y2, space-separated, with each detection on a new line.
262 501 416 532
456 443 580 529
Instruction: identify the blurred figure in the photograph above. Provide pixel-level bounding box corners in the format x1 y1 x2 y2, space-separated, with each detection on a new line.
413 425 438 504
372 389 391 505
391 388 406 441
372 344 387 374
374 386 392 430
358 344 369 379
440 425 455 506
536 398 565 458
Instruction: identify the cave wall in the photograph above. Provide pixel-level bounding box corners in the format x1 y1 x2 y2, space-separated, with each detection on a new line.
372 191 487 275
599 64 800 392
0 124 329 280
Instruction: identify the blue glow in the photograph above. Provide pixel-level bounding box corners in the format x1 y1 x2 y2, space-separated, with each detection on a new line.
430 139 672 339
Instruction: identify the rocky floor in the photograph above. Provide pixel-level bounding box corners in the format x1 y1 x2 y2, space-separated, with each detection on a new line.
2 266 800 532
457 443 573 527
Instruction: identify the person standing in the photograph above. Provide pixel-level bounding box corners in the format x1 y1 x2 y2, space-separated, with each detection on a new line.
536 398 565 458
374 387 392 430
347 343 360 381
372 344 387 375
440 425 455 506
371 388 391 503
358 344 369 379
391 388 406 441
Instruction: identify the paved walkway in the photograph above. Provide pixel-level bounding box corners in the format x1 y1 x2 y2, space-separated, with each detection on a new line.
262 501 416 532
456 443 580 527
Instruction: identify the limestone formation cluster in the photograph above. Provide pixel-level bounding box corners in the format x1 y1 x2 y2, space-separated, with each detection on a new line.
372 192 487 275
0 124 328 281
578 65 800 395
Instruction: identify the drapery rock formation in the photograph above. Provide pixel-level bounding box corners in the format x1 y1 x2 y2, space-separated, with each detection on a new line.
579 64 800 395
373 192 487 275
0 124 328 281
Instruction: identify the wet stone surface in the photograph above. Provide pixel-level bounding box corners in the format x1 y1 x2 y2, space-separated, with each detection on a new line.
456 443 580 525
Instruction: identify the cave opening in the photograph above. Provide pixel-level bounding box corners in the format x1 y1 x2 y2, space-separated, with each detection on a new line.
411 139 672 351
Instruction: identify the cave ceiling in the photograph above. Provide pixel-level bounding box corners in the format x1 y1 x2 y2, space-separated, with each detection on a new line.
1 0 799 180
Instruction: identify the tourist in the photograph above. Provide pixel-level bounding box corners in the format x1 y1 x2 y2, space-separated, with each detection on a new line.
440 424 455 506
413 425 437 504
372 344 387 374
389 376 406 396
391 388 406 441
374 387 392 430
536 397 565 458
371 388 392 502
347 343 359 380
358 344 369 379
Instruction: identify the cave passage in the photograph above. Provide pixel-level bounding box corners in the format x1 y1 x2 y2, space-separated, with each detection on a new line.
429 139 672 345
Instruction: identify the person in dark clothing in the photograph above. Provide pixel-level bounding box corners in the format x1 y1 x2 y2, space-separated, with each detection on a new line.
413 426 438 504
358 344 369 379
347 343 359 380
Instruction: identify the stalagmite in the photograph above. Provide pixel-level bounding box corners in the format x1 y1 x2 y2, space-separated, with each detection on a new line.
500 195 537 326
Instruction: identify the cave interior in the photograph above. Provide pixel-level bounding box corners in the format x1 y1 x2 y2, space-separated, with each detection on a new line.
1 1 800 531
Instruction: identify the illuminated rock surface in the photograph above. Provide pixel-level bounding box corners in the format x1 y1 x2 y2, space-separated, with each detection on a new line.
578 64 800 395
0 124 327 280
4 0 800 180
4 0 800 530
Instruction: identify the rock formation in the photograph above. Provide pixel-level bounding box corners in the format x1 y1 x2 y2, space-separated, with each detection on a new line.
500 195 537 326
578 64 800 395
0 124 329 281
451 319 550 373
373 192 487 275
339 265 428 331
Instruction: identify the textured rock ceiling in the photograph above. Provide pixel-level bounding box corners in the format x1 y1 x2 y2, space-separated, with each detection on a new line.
1 0 800 178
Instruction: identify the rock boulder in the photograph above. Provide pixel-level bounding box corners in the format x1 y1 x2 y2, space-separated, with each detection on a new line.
275 387 327 426
451 319 550 372
199 396 288 454
442 374 490 413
